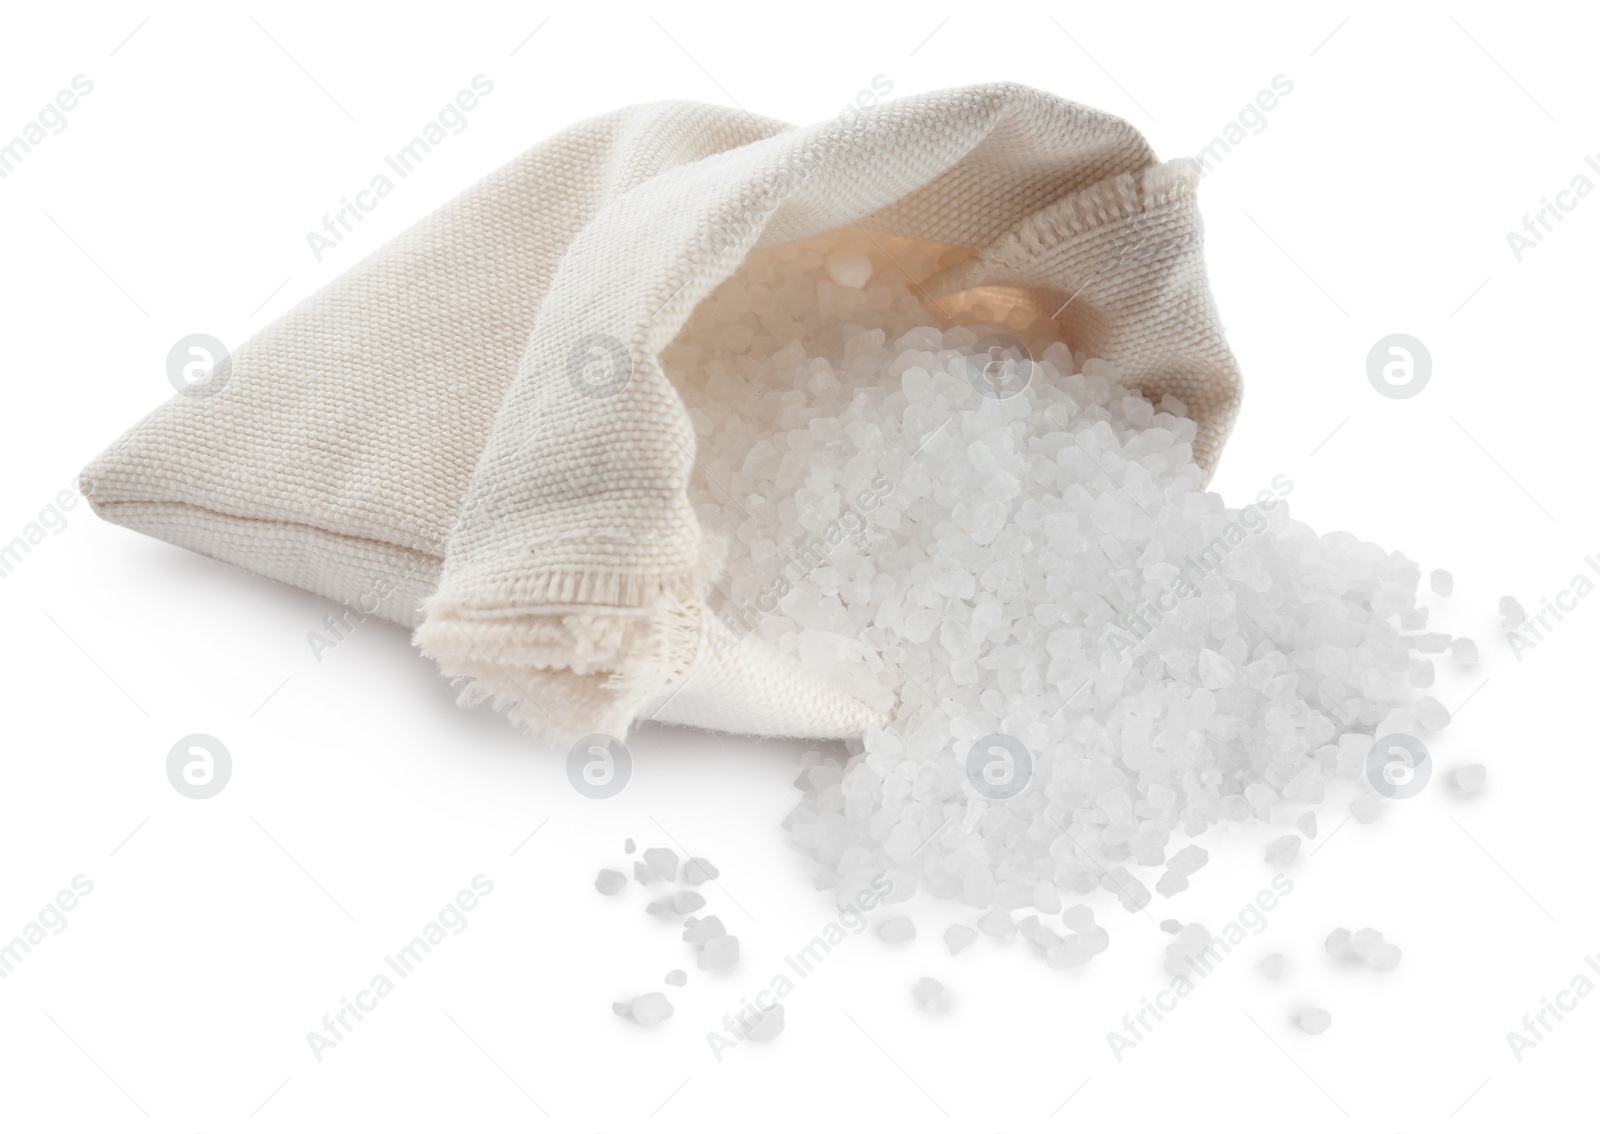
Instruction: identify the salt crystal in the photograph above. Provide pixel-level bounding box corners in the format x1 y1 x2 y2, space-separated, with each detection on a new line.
1299 1007 1332 1035
825 251 873 289
683 857 720 885
1167 845 1209 876
643 848 679 883
1103 867 1151 913
913 976 948 1011
1450 637 1478 665
1454 763 1487 793
622 992 674 1026
595 868 627 895
1414 695 1451 732
1264 834 1301 866
1062 905 1098 934
1350 927 1382 955
1325 928 1352 955
747 1003 785 1041
1367 941 1403 972
624 838 636 853
665 970 687 987
673 891 706 914
1350 795 1382 823
1430 569 1453 597
944 925 979 955
1198 648 1235 690
698 934 740 971
978 909 1015 939
1259 953 1285 979
1500 595 1526 628
1295 812 1317 839
683 916 727 944
878 916 917 944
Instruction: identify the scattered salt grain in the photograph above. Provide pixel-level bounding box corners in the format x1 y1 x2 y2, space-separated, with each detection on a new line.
1350 795 1383 824
1409 659 1434 688
624 838 636 854
665 970 687 987
1450 637 1478 665
746 1003 785 1041
1259 953 1285 979
1295 812 1318 839
1155 870 1189 898
1454 763 1487 793
1299 1007 1332 1035
878 916 917 944
697 934 741 971
683 916 727 944
673 891 706 914
1430 569 1453 597
914 976 949 1011
1164 924 1213 976
1264 834 1301 867
595 868 627 895
945 925 979 955
1328 926 1401 971
683 857 720 886
1414 695 1451 732
617 992 674 1026
642 848 679 883
1500 596 1526 628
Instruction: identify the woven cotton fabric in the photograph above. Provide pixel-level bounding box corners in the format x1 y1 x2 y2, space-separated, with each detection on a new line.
81 83 1242 749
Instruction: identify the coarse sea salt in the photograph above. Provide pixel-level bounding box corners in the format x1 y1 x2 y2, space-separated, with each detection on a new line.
668 230 1447 971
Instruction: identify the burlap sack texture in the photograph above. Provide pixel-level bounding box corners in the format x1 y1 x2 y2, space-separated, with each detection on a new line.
81 83 1242 749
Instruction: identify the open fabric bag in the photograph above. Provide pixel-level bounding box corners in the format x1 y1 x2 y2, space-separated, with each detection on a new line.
81 82 1242 748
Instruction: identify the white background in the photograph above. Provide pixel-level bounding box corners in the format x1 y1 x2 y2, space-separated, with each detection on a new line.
1 2 1594 1131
